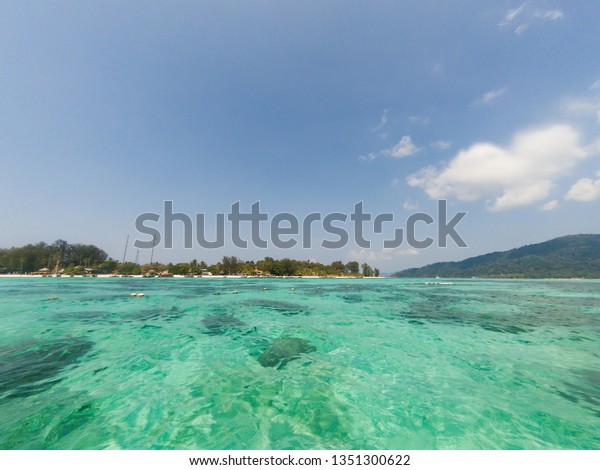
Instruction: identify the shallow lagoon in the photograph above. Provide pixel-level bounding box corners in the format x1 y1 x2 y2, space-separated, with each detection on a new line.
0 277 598 449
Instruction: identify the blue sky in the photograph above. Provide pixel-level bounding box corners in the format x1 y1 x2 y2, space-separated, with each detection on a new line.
1 1 599 271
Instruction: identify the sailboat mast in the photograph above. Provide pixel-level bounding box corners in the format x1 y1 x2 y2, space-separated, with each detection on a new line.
150 233 156 265
122 235 129 263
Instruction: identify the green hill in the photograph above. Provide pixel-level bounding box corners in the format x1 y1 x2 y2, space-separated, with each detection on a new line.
392 234 600 278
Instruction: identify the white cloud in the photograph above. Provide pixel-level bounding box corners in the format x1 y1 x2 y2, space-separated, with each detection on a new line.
515 23 530 35
476 87 508 105
500 4 563 34
540 199 559 211
349 249 391 262
563 95 600 125
371 109 388 133
491 182 552 210
402 201 418 210
360 152 378 161
504 4 526 23
564 97 599 114
537 10 563 20
361 135 420 161
587 138 600 155
565 171 600 201
385 136 419 158
409 115 431 125
349 248 419 262
430 140 452 150
407 124 590 211
563 79 600 124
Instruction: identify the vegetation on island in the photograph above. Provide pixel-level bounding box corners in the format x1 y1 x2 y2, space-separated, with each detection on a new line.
392 234 600 279
0 240 109 275
0 240 380 277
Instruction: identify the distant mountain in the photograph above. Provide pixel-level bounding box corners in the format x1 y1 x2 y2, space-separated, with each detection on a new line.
392 234 600 278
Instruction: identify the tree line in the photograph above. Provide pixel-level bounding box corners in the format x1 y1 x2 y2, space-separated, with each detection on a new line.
0 241 380 277
392 234 600 279
0 240 108 274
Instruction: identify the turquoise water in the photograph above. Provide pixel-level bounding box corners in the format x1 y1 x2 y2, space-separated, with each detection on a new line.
0 277 598 449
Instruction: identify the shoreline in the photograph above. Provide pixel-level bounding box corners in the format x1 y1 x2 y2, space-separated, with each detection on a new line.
0 274 596 280
0 274 385 279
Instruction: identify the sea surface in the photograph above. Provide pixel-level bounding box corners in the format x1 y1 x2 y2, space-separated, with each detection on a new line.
0 277 598 450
